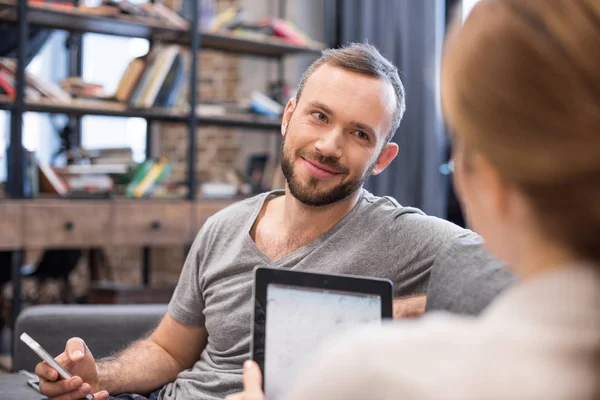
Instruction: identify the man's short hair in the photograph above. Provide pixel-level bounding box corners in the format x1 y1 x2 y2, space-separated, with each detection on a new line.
295 43 406 142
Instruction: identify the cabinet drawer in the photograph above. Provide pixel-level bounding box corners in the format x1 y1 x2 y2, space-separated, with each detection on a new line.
0 202 23 249
113 202 192 246
23 202 111 248
193 201 232 237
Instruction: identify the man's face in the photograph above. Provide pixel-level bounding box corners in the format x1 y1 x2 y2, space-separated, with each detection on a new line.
280 64 398 207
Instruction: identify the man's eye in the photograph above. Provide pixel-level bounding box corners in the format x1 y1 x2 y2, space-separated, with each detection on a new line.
312 112 327 122
354 131 369 140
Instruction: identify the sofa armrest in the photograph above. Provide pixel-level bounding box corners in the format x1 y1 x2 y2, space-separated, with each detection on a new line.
13 304 167 372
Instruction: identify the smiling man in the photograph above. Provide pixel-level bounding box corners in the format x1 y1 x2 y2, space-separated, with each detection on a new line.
35 43 475 400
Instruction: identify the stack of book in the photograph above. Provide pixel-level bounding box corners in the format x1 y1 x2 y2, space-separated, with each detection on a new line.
19 147 179 199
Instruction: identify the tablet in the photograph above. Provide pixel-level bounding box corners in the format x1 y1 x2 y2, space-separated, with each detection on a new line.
251 267 393 400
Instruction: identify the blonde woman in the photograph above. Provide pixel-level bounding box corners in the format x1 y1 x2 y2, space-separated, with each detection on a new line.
229 0 600 398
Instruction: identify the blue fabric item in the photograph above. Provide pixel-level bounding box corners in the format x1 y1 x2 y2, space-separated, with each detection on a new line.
108 389 161 400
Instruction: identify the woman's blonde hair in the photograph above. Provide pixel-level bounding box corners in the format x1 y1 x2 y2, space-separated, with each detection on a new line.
442 0 600 262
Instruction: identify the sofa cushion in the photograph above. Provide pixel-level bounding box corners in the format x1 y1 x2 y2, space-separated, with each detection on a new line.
0 373 43 400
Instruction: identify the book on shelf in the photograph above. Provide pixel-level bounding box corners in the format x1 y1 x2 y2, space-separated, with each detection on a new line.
60 77 107 99
26 0 119 16
209 7 245 31
150 2 189 30
0 68 15 98
122 157 173 199
0 44 283 121
205 6 324 48
0 57 71 102
107 0 190 29
55 164 130 175
127 45 187 109
12 0 190 29
250 90 284 119
19 151 179 199
114 54 147 103
38 161 69 197
0 62 43 101
257 18 313 47
90 148 135 166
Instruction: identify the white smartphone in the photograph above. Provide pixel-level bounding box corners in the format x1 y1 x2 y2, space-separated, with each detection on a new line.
20 332 94 400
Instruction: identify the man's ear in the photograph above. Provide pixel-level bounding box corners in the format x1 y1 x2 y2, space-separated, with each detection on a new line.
371 142 399 175
281 97 296 137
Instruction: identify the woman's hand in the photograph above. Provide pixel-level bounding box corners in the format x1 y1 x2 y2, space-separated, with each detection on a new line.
226 360 265 400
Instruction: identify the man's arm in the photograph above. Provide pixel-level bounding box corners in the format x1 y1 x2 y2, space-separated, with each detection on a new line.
36 313 207 399
393 294 427 319
98 313 207 395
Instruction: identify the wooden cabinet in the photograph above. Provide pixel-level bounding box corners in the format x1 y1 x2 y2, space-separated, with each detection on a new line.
23 201 112 248
113 201 192 246
0 201 23 250
0 199 235 249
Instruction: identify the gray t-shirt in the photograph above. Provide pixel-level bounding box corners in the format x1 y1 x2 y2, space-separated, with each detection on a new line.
159 189 471 399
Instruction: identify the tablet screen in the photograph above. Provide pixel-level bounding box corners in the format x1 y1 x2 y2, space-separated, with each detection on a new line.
264 283 382 399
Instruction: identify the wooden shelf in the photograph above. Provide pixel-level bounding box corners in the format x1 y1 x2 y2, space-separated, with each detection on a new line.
0 98 282 130
0 1 185 41
194 31 324 57
0 1 325 57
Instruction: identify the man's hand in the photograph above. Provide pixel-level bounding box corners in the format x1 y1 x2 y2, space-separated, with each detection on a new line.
225 360 265 400
393 294 427 319
35 337 109 400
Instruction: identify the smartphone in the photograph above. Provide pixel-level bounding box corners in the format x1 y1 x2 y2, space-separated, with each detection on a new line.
20 332 94 400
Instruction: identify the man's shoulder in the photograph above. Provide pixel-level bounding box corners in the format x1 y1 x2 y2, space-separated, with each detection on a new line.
359 189 466 232
360 189 425 217
198 191 273 234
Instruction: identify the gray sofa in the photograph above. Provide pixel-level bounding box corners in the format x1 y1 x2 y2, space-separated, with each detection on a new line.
5 304 167 400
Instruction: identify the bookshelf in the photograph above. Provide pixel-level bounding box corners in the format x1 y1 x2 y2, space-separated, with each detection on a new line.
0 0 324 57
0 0 334 324
0 96 282 129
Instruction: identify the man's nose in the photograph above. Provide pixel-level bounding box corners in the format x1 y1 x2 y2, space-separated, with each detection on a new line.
314 128 343 159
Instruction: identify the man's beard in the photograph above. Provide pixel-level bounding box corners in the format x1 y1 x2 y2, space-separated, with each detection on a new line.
280 133 377 207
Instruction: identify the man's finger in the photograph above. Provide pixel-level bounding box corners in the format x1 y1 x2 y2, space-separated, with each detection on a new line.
35 359 59 381
87 390 110 400
51 382 93 400
242 360 263 394
65 337 86 361
92 390 111 400
38 375 83 398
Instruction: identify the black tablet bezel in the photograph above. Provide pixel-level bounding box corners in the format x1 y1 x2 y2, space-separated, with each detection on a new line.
250 267 393 390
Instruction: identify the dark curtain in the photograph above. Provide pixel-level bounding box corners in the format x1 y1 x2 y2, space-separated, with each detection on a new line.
339 0 449 218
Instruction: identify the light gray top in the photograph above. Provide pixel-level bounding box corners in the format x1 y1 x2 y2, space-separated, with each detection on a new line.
285 264 600 400
160 189 472 399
